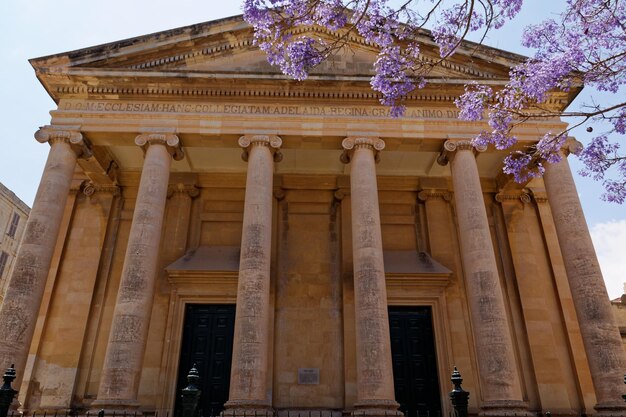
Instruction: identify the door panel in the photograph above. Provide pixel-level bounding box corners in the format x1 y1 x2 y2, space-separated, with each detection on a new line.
389 306 442 417
176 304 236 416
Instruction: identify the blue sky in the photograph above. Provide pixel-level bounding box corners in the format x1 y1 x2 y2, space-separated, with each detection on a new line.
1 0 624 297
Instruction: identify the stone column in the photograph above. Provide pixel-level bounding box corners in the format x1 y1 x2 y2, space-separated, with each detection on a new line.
93 133 183 410
224 135 282 414
341 137 399 415
438 140 528 416
0 126 90 381
543 140 626 415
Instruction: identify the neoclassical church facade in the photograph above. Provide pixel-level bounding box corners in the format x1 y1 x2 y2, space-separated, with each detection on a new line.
1 15 624 417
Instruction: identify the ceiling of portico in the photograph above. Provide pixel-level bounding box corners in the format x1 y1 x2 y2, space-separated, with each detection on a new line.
105 137 510 181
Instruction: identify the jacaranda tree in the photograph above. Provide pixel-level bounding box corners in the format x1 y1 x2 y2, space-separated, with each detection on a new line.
243 0 626 202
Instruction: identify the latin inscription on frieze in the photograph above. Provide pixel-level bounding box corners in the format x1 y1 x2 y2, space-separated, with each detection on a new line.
60 100 461 119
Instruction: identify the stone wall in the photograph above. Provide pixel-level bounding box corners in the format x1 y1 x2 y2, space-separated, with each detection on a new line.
0 181 30 303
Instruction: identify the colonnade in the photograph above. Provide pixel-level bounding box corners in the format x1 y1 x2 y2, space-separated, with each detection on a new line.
0 128 623 415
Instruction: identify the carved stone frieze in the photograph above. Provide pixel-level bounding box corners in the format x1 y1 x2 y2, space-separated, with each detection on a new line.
135 132 184 161
238 135 283 163
437 139 487 166
340 137 385 164
34 126 92 159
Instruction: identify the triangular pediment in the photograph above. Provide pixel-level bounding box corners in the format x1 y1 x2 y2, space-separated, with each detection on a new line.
31 15 523 84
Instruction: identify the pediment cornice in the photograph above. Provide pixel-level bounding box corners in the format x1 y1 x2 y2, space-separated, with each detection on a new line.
43 74 572 110
29 14 579 109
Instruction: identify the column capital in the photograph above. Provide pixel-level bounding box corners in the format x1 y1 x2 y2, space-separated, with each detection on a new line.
418 189 452 202
333 189 349 201
494 190 531 204
340 137 385 164
530 188 548 204
437 139 487 166
82 180 121 197
135 133 184 161
558 137 583 157
238 135 283 162
34 126 92 158
273 187 286 201
167 183 200 199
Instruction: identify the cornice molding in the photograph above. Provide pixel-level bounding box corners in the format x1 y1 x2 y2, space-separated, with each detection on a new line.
53 84 463 102
119 25 499 80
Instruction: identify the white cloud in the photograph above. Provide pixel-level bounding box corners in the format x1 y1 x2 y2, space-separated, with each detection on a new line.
590 219 626 300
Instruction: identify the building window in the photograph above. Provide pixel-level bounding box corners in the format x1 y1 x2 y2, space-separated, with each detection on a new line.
6 213 19 238
0 252 7 279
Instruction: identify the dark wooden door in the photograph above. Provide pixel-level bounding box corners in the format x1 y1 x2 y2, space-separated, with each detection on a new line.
176 304 236 416
389 306 442 417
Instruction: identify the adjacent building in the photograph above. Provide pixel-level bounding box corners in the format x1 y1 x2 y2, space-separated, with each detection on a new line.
0 15 624 417
611 285 626 350
0 182 30 303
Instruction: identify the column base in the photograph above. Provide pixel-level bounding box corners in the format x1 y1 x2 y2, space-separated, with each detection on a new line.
352 400 401 417
222 400 273 417
479 400 532 417
89 398 141 415
274 410 343 417
594 401 626 417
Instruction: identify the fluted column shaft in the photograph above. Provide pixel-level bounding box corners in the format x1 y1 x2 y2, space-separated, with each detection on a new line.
94 133 182 408
543 142 626 414
342 137 398 414
225 135 281 413
441 140 527 415
0 127 88 381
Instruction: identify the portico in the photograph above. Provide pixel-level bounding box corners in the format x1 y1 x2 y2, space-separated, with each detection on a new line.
2 14 624 417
